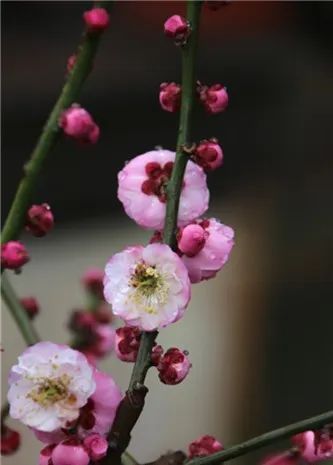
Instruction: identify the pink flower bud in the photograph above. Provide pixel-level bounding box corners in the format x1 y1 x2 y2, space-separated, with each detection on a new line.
164 15 190 44
188 435 223 458
20 297 39 319
159 82 181 112
39 445 56 465
199 84 229 114
178 224 207 257
83 7 110 32
67 54 76 73
81 268 105 300
1 241 29 270
52 440 90 465
83 434 108 461
260 452 300 465
292 430 333 462
59 105 99 144
194 139 223 171
26 203 54 237
115 326 141 362
1 426 21 455
157 348 191 385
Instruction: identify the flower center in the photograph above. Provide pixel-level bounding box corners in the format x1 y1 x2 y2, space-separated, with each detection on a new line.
27 374 76 407
129 262 169 314
141 162 174 203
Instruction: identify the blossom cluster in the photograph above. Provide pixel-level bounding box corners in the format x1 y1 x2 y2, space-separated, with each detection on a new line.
68 268 115 366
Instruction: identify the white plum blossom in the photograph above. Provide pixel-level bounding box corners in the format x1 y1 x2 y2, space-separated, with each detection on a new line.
8 342 96 432
104 243 191 331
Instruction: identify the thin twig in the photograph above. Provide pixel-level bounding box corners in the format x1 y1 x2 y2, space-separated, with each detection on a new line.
1 273 40 346
1 1 112 245
186 410 333 465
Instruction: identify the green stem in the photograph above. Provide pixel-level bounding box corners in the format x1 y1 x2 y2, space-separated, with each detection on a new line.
1 273 40 346
1 1 112 245
186 410 333 465
129 0 203 399
128 331 158 391
103 3 203 463
163 1 203 248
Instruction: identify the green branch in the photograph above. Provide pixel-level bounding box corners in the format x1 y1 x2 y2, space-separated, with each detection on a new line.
163 1 203 248
1 273 40 346
1 1 112 245
186 410 333 465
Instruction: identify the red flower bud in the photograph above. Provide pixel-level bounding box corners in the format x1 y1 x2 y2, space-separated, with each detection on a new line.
194 139 223 171
198 84 229 114
157 348 191 385
159 82 181 113
188 435 223 459
20 297 39 319
83 8 110 33
1 241 29 270
164 15 190 44
1 426 21 455
26 203 54 237
59 105 100 145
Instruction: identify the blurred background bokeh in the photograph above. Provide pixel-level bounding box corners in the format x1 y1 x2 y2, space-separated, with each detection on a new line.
1 1 333 464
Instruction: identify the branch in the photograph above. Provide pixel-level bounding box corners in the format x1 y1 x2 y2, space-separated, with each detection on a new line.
1 1 112 245
102 1 203 463
1 272 40 346
186 410 333 465
163 0 203 247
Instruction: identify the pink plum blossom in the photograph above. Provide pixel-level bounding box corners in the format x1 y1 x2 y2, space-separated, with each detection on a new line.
118 149 209 230
8 342 95 432
104 244 191 331
33 369 122 444
78 369 122 438
83 433 108 461
181 218 234 283
157 348 191 385
188 435 224 458
292 430 333 462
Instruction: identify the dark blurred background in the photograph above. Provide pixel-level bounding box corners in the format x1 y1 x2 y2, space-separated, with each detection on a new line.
2 1 333 464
